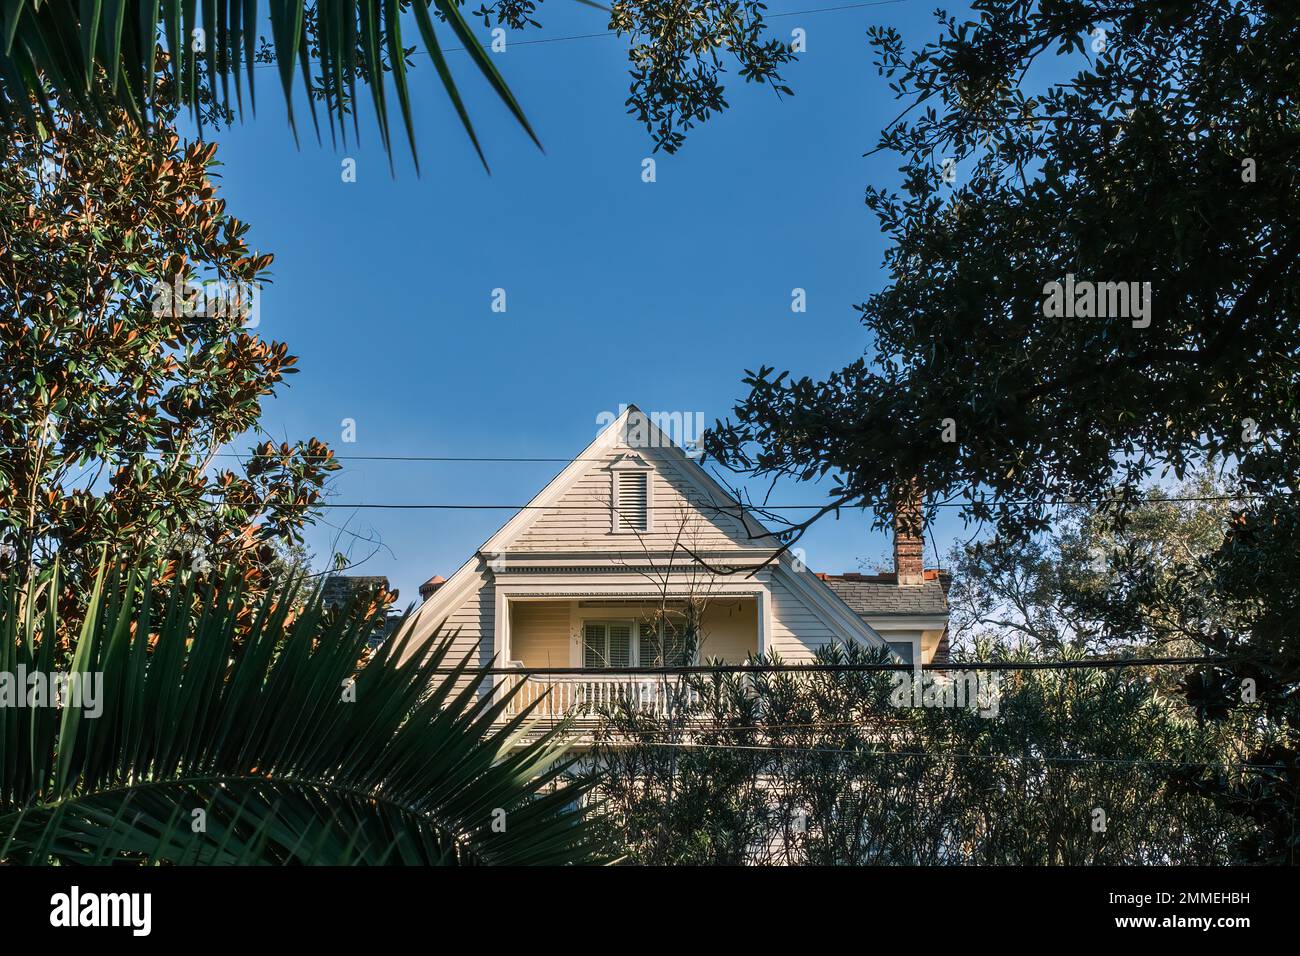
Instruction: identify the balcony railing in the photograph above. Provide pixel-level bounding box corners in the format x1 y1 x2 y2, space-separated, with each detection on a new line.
502 664 703 720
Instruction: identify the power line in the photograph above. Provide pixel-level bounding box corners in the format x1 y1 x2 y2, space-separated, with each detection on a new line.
10 447 1284 506
0 443 627 462
626 738 1284 773
15 445 1264 507
10 453 1280 510
766 0 907 16
10 448 621 463
310 501 809 510
22 487 1277 512
244 0 911 68
301 495 1272 510
122 494 1269 510
578 717 1249 739
11 452 1277 510
432 657 1229 675
20 485 1281 519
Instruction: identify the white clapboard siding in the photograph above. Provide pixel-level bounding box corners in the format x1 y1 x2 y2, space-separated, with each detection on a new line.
512 445 761 553
412 573 496 697
767 575 837 660
402 407 890 694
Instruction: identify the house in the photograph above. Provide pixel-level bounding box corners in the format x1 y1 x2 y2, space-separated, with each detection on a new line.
321 574 392 609
400 406 949 717
321 574 402 648
817 571 951 665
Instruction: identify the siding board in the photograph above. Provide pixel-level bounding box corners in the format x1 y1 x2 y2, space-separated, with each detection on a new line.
512 447 762 554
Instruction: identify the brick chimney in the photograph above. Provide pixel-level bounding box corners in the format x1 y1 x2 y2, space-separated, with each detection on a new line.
893 489 925 586
419 575 445 602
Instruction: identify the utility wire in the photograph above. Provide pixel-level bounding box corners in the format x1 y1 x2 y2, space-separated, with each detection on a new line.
25 487 1276 511
300 496 1272 510
8 447 611 462
578 717 1250 739
116 495 1273 511
430 656 1229 675
245 0 911 68
19 446 1282 504
626 738 1284 773
16 447 1266 508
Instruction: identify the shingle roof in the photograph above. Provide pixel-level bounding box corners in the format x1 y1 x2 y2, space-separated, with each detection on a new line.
818 572 949 616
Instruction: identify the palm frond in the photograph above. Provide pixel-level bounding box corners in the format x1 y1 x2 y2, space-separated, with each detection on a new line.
0 1 534 167
0 566 605 865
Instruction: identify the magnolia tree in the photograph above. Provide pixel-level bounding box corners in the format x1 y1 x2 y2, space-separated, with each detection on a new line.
0 89 340 619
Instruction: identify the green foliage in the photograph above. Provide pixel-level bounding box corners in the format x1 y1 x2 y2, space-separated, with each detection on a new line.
0 2 793 164
0 566 603 865
607 0 795 154
0 90 337 603
705 0 1300 863
588 643 1250 865
0 1 527 168
709 0 1298 535
948 470 1236 655
1172 492 1300 863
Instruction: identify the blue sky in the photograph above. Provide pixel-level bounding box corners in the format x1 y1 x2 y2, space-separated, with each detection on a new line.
195 0 974 604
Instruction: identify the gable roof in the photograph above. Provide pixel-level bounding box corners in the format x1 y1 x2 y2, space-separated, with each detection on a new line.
479 406 769 557
406 405 890 652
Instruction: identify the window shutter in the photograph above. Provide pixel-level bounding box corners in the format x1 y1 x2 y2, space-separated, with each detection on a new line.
638 625 661 667
607 623 632 667
583 623 605 667
662 622 688 666
614 472 649 532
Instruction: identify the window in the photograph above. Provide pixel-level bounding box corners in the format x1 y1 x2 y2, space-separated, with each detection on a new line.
613 471 649 532
583 620 693 667
638 618 693 666
886 641 914 665
583 621 633 667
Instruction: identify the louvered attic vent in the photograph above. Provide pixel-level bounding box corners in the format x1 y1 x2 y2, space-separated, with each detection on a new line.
613 471 649 532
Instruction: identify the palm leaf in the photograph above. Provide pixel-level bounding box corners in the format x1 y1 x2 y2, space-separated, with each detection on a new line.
0 1 536 165
0 567 605 865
